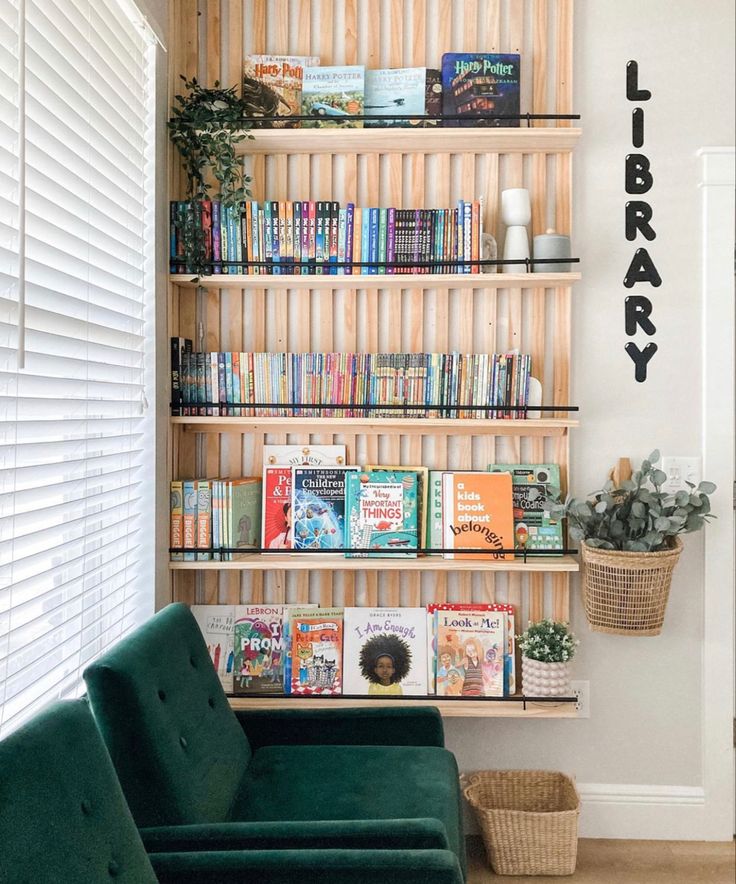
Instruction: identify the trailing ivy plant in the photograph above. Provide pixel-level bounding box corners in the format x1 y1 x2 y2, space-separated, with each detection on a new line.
168 76 253 275
543 451 716 552
517 619 578 663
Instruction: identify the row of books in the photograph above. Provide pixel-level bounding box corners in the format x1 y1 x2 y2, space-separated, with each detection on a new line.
169 199 484 276
242 53 520 128
170 344 533 419
192 602 517 698
170 445 564 561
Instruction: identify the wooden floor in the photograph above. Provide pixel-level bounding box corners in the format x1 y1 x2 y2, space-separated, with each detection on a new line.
466 836 735 883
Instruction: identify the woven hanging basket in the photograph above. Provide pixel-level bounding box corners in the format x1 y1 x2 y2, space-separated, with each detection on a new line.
462 769 580 876
581 536 683 636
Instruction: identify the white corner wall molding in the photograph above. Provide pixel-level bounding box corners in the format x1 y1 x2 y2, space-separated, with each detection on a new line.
578 783 706 840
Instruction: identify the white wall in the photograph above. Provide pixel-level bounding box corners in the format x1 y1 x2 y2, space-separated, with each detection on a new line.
445 0 735 839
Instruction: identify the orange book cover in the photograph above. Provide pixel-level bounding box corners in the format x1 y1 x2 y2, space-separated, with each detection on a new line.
441 471 514 560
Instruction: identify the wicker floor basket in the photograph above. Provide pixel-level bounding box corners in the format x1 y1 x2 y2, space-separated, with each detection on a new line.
581 537 683 636
462 770 580 876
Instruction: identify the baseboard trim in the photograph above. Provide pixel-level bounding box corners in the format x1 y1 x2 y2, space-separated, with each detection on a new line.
578 783 709 840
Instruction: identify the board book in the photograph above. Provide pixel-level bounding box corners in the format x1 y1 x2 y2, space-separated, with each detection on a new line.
345 469 418 557
289 607 344 695
233 605 286 695
487 463 564 553
191 605 235 693
441 471 515 560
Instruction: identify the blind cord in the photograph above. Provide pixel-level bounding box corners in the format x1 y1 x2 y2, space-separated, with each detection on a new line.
16 0 26 370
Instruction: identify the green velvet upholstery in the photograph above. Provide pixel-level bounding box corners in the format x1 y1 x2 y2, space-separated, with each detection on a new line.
151 848 464 884
0 699 158 884
235 705 446 750
141 817 450 852
83 602 467 881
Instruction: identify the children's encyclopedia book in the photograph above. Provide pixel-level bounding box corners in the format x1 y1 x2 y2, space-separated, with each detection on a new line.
344 469 418 557
343 607 428 696
289 607 344 695
291 466 358 551
442 471 515 560
441 53 520 127
233 605 286 695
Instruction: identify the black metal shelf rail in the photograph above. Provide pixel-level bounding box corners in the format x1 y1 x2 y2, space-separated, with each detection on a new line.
227 692 578 707
169 546 578 561
171 257 580 274
172 402 579 417
172 112 581 125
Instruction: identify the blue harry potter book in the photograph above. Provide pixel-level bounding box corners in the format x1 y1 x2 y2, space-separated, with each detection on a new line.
441 53 520 127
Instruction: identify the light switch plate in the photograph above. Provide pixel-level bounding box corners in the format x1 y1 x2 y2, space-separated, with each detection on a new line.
660 456 701 494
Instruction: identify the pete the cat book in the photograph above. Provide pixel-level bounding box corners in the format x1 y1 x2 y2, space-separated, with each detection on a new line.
289 607 344 695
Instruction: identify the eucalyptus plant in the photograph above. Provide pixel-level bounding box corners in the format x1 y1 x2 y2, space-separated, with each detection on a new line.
544 451 716 552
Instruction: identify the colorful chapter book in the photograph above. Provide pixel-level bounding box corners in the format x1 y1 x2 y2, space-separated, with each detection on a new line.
301 65 365 128
435 608 505 697
262 466 293 549
441 471 515 560
487 464 564 552
263 444 346 467
289 607 344 695
170 480 183 561
365 465 427 553
242 55 319 127
344 469 418 557
441 53 521 127
343 607 428 696
191 605 235 693
232 605 286 695
291 466 358 551
364 67 426 127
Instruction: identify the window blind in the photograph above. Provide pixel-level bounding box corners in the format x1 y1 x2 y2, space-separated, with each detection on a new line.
0 0 155 738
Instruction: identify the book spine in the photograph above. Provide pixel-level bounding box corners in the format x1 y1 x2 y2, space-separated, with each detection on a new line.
293 201 301 275
471 199 480 274
196 480 211 561
330 200 339 274
361 208 370 275
169 202 178 273
377 207 387 274
337 207 347 276
463 201 472 273
315 201 324 275
345 203 354 275
369 208 379 274
182 480 196 561
386 206 396 275
271 201 281 275
170 337 183 416
170 480 183 561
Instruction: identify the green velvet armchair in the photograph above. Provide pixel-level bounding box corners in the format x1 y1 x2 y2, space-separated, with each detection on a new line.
0 699 464 884
82 602 466 882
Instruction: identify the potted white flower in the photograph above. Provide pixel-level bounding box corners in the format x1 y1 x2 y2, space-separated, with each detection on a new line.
518 619 578 697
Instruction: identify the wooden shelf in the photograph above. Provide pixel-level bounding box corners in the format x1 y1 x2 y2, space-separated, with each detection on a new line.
237 127 582 155
172 416 578 437
170 271 581 291
169 554 579 573
228 695 578 719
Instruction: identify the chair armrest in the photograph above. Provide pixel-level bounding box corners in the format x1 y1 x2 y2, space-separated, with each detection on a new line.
141 818 449 853
150 848 464 884
234 706 445 750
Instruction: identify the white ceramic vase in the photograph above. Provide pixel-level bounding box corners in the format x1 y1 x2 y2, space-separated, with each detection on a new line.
521 656 571 697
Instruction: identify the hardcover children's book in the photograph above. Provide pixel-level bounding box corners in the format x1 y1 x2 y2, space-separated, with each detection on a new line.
228 478 262 557
170 480 183 561
262 466 293 549
442 471 514 560
301 65 365 128
364 67 426 127
343 607 428 696
487 464 563 552
282 603 318 694
365 465 427 553
289 607 344 695
291 466 358 551
191 605 235 692
263 444 347 467
423 68 442 125
242 55 319 127
426 469 445 553
344 469 418 557
441 53 521 127
232 605 286 694
435 608 505 697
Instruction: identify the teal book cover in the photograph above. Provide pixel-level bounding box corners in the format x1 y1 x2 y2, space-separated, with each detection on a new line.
292 466 358 550
364 67 426 127
345 470 418 558
487 463 563 552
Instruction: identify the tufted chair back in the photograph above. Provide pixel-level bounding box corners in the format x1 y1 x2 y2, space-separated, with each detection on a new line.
84 603 252 828
0 699 158 883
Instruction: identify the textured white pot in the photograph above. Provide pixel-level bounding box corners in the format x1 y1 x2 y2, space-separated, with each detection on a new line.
521 656 571 697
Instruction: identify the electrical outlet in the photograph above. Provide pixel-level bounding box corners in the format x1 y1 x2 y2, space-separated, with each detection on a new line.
570 680 590 718
660 456 701 494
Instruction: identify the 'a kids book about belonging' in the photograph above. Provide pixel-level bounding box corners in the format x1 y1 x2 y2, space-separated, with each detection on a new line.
345 469 418 557
289 607 344 695
364 67 426 126
232 605 286 695
191 605 235 693
242 55 319 127
343 607 428 696
441 53 520 127
291 466 358 551
442 471 514 560
487 463 563 552
435 608 505 697
301 65 365 127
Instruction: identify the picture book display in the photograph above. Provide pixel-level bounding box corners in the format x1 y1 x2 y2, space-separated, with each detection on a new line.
233 605 286 695
487 464 564 552
191 605 235 692
435 608 505 697
441 53 521 127
291 466 358 551
442 472 515 560
301 65 364 127
242 55 319 127
289 607 344 695
364 67 426 126
345 469 418 557
263 444 346 467
343 608 428 696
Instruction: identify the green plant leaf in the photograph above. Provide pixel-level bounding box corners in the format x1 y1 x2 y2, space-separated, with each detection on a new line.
648 449 660 463
689 494 703 507
675 491 690 506
698 481 716 494
631 501 646 518
654 517 670 531
651 469 667 486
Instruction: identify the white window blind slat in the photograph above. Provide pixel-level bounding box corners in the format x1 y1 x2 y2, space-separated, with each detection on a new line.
1 0 155 738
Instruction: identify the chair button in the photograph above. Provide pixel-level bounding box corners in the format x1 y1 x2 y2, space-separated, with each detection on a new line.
158 689 166 701
108 860 120 877
190 656 197 668
208 697 215 709
81 799 92 816
179 735 188 749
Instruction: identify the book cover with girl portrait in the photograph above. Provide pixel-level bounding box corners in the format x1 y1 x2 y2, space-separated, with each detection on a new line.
343 607 428 696
435 608 505 697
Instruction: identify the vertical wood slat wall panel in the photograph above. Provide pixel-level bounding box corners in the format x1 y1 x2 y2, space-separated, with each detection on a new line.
169 0 574 622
